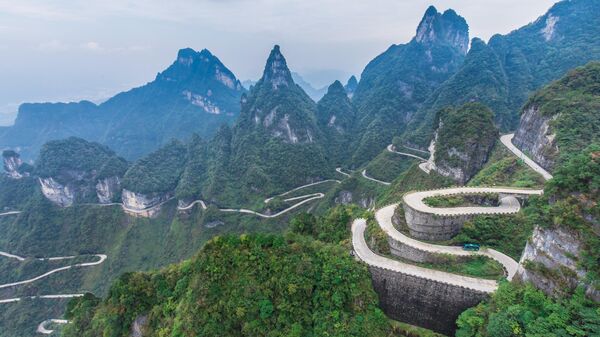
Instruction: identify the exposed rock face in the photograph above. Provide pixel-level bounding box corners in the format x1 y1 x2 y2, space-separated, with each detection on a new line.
39 177 75 207
518 226 599 301
415 6 470 56
432 103 498 184
513 105 558 172
540 14 559 41
263 45 294 90
121 189 172 217
130 315 147 337
96 177 121 204
344 75 358 98
2 150 28 179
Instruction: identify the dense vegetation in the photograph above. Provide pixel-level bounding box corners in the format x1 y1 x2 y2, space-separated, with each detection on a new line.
35 137 128 183
404 0 600 147
62 233 391 337
122 140 187 194
525 62 600 166
456 282 600 337
434 103 498 183
351 6 469 165
316 80 357 166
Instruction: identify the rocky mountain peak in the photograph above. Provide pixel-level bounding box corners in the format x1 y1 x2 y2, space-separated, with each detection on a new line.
2 150 28 179
344 76 358 96
262 45 294 90
327 80 346 96
415 6 469 55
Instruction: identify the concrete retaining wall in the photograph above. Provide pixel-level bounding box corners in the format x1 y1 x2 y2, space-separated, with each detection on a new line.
403 203 473 241
369 266 488 335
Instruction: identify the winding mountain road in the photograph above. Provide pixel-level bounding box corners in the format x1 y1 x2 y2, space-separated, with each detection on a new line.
335 167 351 177
264 179 340 203
403 187 542 217
352 218 499 293
177 199 207 211
221 193 325 218
500 134 553 181
37 319 69 334
0 254 107 289
351 133 553 293
0 211 21 217
361 170 391 186
386 144 428 162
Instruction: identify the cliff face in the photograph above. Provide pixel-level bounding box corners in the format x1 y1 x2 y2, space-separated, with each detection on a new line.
512 105 558 171
39 177 75 207
39 172 123 207
518 226 599 301
96 177 122 204
433 103 498 184
121 189 172 217
2 151 29 179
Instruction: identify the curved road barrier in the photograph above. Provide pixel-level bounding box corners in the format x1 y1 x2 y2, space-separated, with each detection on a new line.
361 170 391 186
403 187 542 217
37 319 69 335
352 218 498 293
387 144 428 162
0 254 107 289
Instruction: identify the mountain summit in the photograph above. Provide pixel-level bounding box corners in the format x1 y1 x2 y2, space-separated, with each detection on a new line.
0 47 245 160
350 6 469 165
262 45 294 90
415 6 469 54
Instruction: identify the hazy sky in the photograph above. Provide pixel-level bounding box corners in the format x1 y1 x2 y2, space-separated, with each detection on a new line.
0 0 557 125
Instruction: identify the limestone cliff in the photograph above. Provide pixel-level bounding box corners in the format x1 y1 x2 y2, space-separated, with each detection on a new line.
96 177 122 204
39 177 75 207
512 105 558 172
432 103 498 184
2 150 30 179
121 189 172 217
518 226 599 301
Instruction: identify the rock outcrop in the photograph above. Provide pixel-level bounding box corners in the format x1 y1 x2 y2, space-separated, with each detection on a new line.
121 189 172 218
518 226 599 301
2 150 29 179
512 105 558 172
432 103 498 184
96 177 122 204
39 177 75 207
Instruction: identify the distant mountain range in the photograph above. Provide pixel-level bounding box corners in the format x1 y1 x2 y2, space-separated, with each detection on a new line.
0 48 245 160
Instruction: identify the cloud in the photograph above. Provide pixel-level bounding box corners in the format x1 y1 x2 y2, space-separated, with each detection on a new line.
37 39 69 51
81 41 103 52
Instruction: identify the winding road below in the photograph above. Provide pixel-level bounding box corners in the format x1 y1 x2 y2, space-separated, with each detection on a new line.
500 134 553 181
387 144 428 162
37 319 69 335
0 211 21 217
0 253 106 289
352 133 553 293
361 170 391 186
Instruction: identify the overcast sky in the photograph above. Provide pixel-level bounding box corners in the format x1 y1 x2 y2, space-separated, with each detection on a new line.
0 0 557 125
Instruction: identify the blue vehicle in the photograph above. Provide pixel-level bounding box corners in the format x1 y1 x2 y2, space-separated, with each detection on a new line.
463 243 480 251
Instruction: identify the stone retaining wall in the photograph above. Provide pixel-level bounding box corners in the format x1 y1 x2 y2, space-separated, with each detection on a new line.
369 266 488 335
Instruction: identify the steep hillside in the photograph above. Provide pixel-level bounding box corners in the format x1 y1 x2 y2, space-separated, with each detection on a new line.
351 6 469 165
404 0 600 147
432 103 498 184
61 234 390 337
513 61 600 171
228 46 331 198
317 80 357 166
0 48 245 160
35 137 128 206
